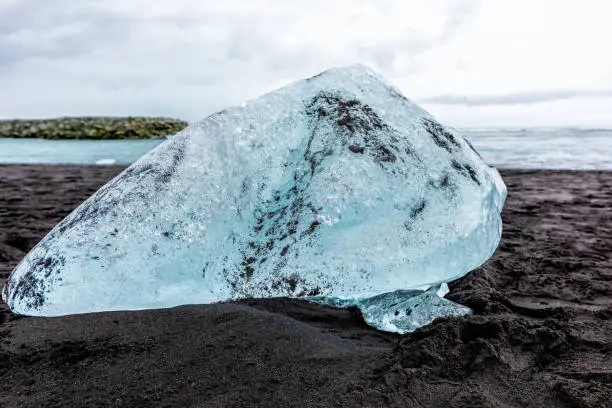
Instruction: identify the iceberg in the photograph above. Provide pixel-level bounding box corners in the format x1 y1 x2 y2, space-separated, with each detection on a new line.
2 64 506 333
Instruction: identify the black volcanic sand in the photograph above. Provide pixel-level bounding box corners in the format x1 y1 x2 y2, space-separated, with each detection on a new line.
0 165 610 407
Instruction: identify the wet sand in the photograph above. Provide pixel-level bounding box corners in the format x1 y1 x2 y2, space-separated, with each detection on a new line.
0 165 610 407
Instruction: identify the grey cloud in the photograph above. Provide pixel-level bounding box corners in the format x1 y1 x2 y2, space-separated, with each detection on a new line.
0 0 133 66
366 0 479 75
441 0 479 41
0 0 483 121
420 90 612 106
0 0 478 76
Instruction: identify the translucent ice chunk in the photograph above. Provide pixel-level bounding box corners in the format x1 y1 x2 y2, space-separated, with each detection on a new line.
310 285 471 334
2 64 506 333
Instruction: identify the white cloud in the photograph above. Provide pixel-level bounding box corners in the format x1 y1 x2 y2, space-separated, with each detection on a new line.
0 0 611 126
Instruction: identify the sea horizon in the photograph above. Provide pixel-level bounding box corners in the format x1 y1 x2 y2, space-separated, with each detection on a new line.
2 126 610 170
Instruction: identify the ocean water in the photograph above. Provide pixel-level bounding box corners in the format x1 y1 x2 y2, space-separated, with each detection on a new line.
0 128 611 169
0 139 164 165
461 128 612 170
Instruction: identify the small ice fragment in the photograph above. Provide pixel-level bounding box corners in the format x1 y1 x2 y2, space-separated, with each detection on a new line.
436 282 450 298
95 158 116 165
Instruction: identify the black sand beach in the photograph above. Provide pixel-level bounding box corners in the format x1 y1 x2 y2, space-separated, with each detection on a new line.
0 165 610 407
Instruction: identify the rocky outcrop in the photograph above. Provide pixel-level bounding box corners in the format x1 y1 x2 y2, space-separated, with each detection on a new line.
0 117 188 139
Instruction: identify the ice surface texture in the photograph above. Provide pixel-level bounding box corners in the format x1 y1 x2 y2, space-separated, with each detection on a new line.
2 65 506 333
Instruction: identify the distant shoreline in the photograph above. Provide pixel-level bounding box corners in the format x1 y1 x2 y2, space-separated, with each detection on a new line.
0 117 188 140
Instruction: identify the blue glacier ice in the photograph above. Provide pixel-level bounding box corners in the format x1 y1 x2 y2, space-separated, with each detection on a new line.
2 64 506 333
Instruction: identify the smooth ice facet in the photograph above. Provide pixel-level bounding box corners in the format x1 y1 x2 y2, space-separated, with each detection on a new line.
2 64 506 333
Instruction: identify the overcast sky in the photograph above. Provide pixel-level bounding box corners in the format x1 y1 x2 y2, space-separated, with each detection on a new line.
1 0 610 127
